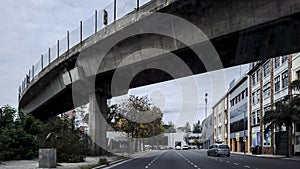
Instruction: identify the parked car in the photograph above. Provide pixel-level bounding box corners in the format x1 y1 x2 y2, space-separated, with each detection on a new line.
207 144 230 157
182 145 189 150
175 145 181 150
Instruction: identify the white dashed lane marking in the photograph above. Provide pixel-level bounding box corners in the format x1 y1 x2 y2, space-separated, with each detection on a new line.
175 151 201 169
144 151 166 168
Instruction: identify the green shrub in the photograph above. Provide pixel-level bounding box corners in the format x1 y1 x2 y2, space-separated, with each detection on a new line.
0 106 39 161
98 158 109 166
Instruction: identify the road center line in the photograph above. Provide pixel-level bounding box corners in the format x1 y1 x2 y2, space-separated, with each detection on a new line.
144 151 166 169
174 151 201 169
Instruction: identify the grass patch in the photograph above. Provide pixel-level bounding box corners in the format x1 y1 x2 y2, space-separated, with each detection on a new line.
117 156 130 160
79 166 93 169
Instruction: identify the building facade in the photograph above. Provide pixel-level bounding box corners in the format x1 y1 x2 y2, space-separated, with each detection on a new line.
292 53 300 154
201 113 213 149
212 94 229 145
247 55 291 154
228 76 249 153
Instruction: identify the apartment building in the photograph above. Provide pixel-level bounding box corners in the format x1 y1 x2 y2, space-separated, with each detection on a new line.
212 94 229 145
248 55 291 155
292 53 300 154
228 76 249 153
201 113 213 149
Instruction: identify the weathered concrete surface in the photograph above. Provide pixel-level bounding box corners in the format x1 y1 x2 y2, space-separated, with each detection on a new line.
39 149 57 168
19 0 300 119
89 93 109 155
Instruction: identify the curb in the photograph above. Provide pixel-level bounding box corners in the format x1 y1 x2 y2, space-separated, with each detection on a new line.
231 152 300 161
92 151 154 169
92 159 128 169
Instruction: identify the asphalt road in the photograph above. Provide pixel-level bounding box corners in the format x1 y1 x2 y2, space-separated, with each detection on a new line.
105 150 300 169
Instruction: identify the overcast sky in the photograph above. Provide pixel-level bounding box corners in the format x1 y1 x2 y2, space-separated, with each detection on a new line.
0 0 248 126
0 0 111 108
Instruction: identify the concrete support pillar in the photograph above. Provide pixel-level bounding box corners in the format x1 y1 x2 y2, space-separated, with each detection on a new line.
89 93 108 155
237 140 241 152
231 139 236 152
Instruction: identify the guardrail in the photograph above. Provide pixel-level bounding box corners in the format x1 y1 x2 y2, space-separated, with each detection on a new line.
18 0 152 100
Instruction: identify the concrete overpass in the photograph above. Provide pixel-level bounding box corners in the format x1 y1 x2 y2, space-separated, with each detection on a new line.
18 0 300 154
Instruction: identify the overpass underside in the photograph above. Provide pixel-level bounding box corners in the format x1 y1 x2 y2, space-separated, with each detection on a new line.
20 0 300 119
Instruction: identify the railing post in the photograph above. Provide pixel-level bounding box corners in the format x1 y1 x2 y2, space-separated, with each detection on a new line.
80 21 83 44
57 40 59 58
137 0 140 11
114 0 117 21
67 31 70 53
28 69 31 82
41 54 44 70
32 65 35 78
48 48 51 64
95 10 98 33
103 10 108 25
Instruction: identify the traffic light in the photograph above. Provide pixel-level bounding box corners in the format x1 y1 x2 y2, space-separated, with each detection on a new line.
103 10 108 25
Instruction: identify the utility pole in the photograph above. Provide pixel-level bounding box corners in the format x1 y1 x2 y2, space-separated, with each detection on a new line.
205 93 208 118
243 110 246 154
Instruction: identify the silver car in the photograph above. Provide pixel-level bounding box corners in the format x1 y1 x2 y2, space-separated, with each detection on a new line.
207 144 230 157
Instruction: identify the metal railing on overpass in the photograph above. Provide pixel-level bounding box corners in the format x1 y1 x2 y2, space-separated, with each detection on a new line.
18 0 152 100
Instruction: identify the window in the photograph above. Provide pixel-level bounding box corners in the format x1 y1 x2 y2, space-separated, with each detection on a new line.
256 89 260 104
297 70 300 80
296 123 300 132
263 61 270 77
252 92 256 104
264 106 271 114
242 91 245 99
282 71 288 89
252 73 256 86
252 111 256 126
256 69 260 83
256 110 260 124
274 57 280 69
282 55 288 64
263 83 271 100
274 76 280 92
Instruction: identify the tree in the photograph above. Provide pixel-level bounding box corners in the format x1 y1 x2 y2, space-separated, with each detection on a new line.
0 105 39 161
185 122 191 133
263 95 300 157
74 105 88 129
164 121 176 133
41 115 89 162
192 120 202 133
114 95 164 139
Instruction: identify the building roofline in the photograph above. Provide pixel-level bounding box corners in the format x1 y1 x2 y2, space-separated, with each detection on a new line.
247 61 262 75
228 75 248 94
212 93 228 108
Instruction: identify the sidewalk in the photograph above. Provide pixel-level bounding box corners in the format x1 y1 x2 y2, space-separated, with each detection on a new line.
231 151 300 161
0 151 153 169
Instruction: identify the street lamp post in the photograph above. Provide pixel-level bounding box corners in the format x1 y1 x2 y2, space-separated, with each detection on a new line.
205 93 208 118
243 110 246 154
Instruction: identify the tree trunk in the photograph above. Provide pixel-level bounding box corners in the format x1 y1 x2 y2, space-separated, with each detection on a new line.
286 125 293 158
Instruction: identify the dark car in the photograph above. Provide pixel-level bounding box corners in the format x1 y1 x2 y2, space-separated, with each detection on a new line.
207 144 230 157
